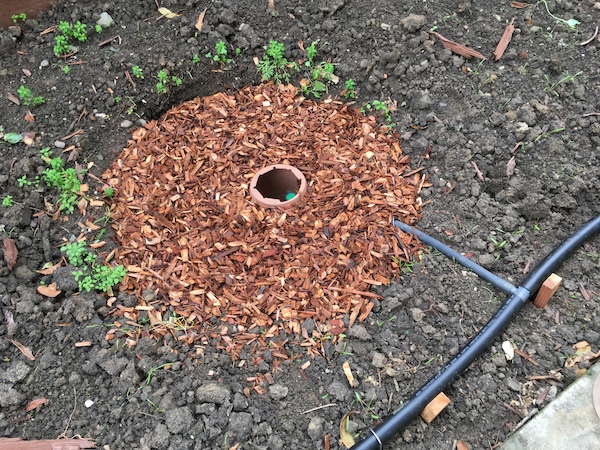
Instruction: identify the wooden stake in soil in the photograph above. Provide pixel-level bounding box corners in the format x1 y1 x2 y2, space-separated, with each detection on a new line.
533 273 562 308
420 392 451 424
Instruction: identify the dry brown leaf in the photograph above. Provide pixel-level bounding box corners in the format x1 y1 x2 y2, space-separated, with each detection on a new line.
195 8 207 32
24 110 35 123
26 397 49 412
37 282 62 298
430 31 487 60
456 440 469 450
506 156 516 176
23 131 35 145
339 411 357 448
510 1 530 8
36 262 62 275
6 92 20 105
158 7 180 18
268 0 275 10
7 339 35 360
494 17 515 60
3 238 18 270
22 68 32 77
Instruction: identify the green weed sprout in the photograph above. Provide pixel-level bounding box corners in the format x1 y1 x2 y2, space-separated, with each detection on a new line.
62 65 71 75
539 0 580 28
2 195 14 207
257 40 299 84
54 21 87 56
206 40 232 65
61 240 126 293
132 65 144 79
12 13 27 23
40 147 85 213
343 78 356 99
361 100 395 127
17 86 45 106
95 24 103 33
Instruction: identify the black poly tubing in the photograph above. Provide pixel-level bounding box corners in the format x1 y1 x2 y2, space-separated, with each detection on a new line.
351 214 600 450
392 219 517 294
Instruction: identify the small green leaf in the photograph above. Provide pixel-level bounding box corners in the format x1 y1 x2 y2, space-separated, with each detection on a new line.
4 133 23 144
564 18 580 28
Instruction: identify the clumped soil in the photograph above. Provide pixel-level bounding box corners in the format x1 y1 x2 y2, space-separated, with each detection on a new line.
1 1 599 450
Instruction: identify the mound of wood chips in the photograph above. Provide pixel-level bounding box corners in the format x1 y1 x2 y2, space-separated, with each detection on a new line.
103 83 427 359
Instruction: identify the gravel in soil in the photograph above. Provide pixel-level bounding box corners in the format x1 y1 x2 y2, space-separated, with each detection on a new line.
1 1 599 449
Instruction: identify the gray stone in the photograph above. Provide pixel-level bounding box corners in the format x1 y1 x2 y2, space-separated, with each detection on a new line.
165 406 194 434
411 307 425 322
54 140 66 148
478 253 496 267
14 265 36 281
227 411 253 440
307 416 324 441
327 379 349 401
196 383 230 404
1 360 30 382
97 12 114 28
346 324 372 341
0 383 24 407
269 384 288 400
120 120 133 128
52 265 79 292
372 351 387 369
145 423 170 450
400 14 427 33
505 377 522 392
410 90 435 110
233 392 249 411
98 356 129 376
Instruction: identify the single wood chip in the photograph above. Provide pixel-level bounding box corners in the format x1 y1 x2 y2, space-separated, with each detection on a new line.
430 31 487 60
25 398 49 412
494 17 515 60
342 361 358 387
103 83 424 360
3 238 18 270
7 339 35 360
75 341 92 347
510 1 530 8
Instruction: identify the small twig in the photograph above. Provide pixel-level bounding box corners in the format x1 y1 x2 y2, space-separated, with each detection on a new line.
580 26 599 46
98 35 121 47
301 403 337 414
471 161 484 181
511 408 538 432
514 348 540 366
583 112 600 117
57 387 78 439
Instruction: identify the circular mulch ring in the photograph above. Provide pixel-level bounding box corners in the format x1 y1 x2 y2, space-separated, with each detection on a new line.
103 83 427 358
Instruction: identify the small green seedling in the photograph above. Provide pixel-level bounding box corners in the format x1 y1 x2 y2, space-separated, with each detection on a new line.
54 21 87 57
206 40 233 65
17 86 45 106
95 24 103 33
257 40 299 84
544 70 583 97
192 54 201 64
361 100 395 127
132 65 144 79
156 70 182 93
343 78 356 99
12 13 27 23
104 187 115 198
539 0 580 28
62 65 71 74
2 195 14 207
39 147 85 213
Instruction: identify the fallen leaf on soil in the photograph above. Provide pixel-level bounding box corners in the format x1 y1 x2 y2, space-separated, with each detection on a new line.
6 92 20 105
339 411 357 448
456 440 469 450
195 8 207 31
7 339 35 360
37 283 62 298
26 397 49 412
0 437 96 448
36 261 62 275
3 238 18 270
430 31 487 60
565 340 600 369
510 1 530 8
506 156 516 176
158 7 180 18
24 110 35 122
3 132 23 144
493 17 515 61
22 68 32 77
23 131 35 145
342 361 358 387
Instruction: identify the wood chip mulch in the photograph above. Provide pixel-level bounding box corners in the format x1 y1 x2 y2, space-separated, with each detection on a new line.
102 83 428 360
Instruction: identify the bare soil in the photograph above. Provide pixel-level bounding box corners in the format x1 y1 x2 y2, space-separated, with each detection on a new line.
0 1 599 449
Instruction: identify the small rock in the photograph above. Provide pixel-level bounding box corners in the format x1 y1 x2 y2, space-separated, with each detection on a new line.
0 383 24 407
400 14 427 33
327 379 349 401
14 265 36 282
8 26 22 38
227 411 253 441
120 120 133 128
307 416 324 441
97 12 114 28
98 357 129 376
1 360 31 382
410 90 435 110
346 324 372 341
165 406 194 434
40 60 49 68
411 308 425 322
196 383 230 404
54 140 66 148
505 377 521 392
269 384 288 400
477 253 496 267
514 122 529 140
372 351 387 369
145 423 170 450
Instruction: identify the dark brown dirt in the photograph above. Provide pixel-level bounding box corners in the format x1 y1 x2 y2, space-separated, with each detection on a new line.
0 1 599 449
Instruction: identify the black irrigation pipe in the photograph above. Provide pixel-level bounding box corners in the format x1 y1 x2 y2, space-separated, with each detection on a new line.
351 214 600 450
